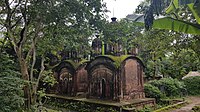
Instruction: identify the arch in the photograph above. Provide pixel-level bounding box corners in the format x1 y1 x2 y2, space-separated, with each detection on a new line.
121 57 145 99
59 68 73 95
89 65 115 99
54 61 76 96
86 55 117 73
121 56 145 68
55 60 76 75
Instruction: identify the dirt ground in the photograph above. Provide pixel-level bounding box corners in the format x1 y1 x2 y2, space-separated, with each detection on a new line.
170 96 200 112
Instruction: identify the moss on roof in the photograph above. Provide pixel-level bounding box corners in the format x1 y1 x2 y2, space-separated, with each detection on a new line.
50 55 144 70
63 59 89 69
98 55 131 68
104 55 131 62
96 55 144 68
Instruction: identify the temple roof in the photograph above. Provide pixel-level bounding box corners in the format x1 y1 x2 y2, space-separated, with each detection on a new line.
86 55 145 71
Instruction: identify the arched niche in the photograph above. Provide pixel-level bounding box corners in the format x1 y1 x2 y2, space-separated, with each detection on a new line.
59 68 73 95
89 65 114 99
75 63 88 96
55 61 76 96
121 56 145 100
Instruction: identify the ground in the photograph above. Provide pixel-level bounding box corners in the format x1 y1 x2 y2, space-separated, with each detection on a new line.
44 96 200 112
171 96 200 112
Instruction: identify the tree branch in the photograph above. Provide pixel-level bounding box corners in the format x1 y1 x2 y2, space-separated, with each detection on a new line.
18 0 29 48
25 23 42 61
5 0 12 29
35 56 45 93
11 0 22 15
30 41 36 83
11 16 23 29
29 17 43 84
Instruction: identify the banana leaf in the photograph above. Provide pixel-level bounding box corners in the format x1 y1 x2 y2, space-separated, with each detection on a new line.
153 17 200 35
166 0 196 13
126 14 200 35
165 0 179 14
165 0 200 24
188 3 200 24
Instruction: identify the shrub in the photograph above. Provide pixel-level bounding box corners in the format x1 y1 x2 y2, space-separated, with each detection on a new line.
144 84 165 101
149 78 186 97
183 76 200 95
192 105 200 112
0 53 24 112
138 106 153 112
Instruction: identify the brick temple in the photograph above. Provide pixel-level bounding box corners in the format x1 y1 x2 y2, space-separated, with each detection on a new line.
47 17 146 102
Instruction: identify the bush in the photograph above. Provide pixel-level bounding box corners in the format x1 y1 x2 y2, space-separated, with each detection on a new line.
144 84 165 101
138 106 153 112
149 78 186 97
183 76 200 95
192 105 200 112
0 53 24 112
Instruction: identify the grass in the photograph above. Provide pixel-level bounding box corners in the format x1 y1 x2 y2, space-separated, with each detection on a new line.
153 101 188 112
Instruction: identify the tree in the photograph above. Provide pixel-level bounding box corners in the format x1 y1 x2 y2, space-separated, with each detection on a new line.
125 0 200 80
0 0 107 109
135 29 174 79
129 23 200 79
127 0 200 35
101 19 143 54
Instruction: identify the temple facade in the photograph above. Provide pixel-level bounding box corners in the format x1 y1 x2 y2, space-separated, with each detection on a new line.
48 17 145 101
86 55 145 101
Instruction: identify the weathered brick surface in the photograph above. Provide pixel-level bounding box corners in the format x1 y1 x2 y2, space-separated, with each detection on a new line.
89 65 114 99
75 65 88 94
51 56 145 101
124 59 138 93
122 59 145 100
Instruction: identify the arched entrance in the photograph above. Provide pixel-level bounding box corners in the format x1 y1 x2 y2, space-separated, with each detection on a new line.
59 68 73 95
90 65 114 100
101 78 106 99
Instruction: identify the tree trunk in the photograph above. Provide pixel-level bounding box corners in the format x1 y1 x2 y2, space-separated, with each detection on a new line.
19 58 31 109
32 56 45 105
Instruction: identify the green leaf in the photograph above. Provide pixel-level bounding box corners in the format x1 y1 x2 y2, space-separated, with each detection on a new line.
165 0 200 24
153 17 200 35
187 3 200 24
166 0 179 14
165 0 196 14
126 14 200 35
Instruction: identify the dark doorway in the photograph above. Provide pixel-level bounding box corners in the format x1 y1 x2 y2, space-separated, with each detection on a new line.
59 70 73 96
101 78 106 98
66 73 73 95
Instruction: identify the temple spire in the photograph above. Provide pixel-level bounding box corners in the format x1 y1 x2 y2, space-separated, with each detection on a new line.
111 0 117 22
112 0 116 17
